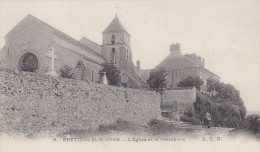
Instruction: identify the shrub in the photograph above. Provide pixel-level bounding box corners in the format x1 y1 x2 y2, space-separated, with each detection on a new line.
99 63 121 86
177 76 203 90
60 64 74 79
193 92 245 128
243 115 260 134
99 119 140 133
180 107 201 125
148 119 178 134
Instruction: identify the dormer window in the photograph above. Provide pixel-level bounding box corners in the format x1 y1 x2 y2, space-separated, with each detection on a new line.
111 35 115 44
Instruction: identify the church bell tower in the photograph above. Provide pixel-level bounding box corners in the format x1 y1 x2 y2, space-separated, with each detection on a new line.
101 15 131 70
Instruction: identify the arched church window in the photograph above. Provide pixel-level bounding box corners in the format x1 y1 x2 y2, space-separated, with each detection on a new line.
111 35 115 44
92 70 95 82
111 48 116 64
126 49 129 61
19 53 38 72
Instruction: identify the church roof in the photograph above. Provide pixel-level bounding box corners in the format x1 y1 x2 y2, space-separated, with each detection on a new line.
120 70 149 88
79 37 102 54
7 14 105 63
103 15 129 35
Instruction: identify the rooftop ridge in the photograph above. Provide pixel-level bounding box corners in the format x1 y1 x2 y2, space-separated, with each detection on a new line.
102 15 129 35
16 14 105 60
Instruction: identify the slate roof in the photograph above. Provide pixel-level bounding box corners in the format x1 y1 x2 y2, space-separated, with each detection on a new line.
6 14 105 61
79 37 102 55
157 51 195 70
103 15 129 35
121 69 149 89
157 50 220 79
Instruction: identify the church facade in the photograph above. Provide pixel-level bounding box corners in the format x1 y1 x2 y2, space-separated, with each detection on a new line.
0 14 147 89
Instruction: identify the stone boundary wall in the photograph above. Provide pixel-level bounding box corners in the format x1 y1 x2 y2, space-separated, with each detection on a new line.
0 69 161 134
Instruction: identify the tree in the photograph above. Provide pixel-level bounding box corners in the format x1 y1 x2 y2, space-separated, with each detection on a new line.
147 67 167 101
244 115 260 134
60 64 74 79
206 78 244 106
193 92 246 128
99 62 121 86
177 76 203 90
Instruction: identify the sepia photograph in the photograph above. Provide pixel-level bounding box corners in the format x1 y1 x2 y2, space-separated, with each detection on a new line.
0 0 259 151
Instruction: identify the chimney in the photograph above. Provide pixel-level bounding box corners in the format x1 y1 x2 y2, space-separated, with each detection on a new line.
170 42 181 52
137 60 140 70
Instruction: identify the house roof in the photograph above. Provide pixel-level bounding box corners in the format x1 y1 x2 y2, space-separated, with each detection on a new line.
157 50 220 79
103 15 129 35
158 56 195 70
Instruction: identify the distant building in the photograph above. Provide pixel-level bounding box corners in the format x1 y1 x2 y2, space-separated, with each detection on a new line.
137 43 220 92
0 14 147 89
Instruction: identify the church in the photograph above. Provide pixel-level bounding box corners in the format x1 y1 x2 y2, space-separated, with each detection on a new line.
0 14 219 90
0 14 148 89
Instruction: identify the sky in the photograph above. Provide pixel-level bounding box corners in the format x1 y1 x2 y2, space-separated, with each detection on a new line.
0 0 259 112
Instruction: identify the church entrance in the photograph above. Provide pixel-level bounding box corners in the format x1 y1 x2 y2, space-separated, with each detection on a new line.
19 53 38 72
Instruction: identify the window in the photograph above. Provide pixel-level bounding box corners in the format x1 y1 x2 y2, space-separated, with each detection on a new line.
111 35 115 44
92 70 95 82
111 48 116 64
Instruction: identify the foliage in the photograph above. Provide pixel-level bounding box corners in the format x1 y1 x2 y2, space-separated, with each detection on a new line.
60 64 74 79
180 107 201 125
177 76 203 90
147 67 167 97
148 119 178 134
192 92 246 128
99 119 142 133
206 78 244 106
100 62 121 86
241 115 260 134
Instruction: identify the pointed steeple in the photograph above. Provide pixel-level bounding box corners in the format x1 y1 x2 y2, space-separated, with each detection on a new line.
103 15 129 34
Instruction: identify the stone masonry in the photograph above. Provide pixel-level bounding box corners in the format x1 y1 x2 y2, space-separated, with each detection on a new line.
0 69 161 135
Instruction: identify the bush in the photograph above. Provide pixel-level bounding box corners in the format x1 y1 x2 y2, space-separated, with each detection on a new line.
193 92 245 128
99 119 141 133
148 119 178 134
177 76 203 90
60 64 74 79
180 107 201 125
59 128 92 137
241 115 260 134
99 63 121 86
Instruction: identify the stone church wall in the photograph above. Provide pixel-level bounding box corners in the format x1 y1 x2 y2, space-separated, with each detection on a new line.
50 40 102 83
0 69 161 135
2 15 54 73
